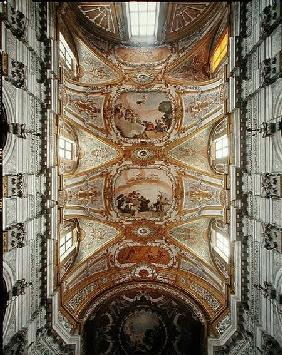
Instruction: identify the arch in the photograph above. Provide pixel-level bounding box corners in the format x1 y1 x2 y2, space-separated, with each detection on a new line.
272 86 282 172
3 261 16 342
274 266 282 289
2 87 17 167
80 282 208 355
274 267 282 336
0 104 9 150
81 282 207 323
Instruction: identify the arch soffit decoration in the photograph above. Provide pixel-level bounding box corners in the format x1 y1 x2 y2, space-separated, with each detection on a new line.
3 261 16 342
60 258 227 325
60 279 226 331
2 86 16 166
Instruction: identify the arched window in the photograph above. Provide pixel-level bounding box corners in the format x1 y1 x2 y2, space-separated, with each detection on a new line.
58 220 81 279
58 122 79 174
60 229 77 261
215 134 229 159
210 220 230 263
208 118 229 174
212 230 229 262
210 30 228 74
59 32 76 72
126 2 160 43
59 136 76 160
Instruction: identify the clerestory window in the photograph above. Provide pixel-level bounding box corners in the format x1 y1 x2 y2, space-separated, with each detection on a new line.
59 32 75 70
215 134 229 159
126 2 160 43
60 231 74 260
214 231 230 262
210 31 228 73
59 136 75 160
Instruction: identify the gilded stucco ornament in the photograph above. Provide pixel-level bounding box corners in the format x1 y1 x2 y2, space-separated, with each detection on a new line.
134 72 155 84
57 4 231 340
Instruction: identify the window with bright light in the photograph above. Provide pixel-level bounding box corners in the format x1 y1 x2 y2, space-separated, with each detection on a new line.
60 231 73 259
59 32 75 70
215 134 228 159
214 231 229 261
59 136 74 160
210 31 228 73
126 2 160 42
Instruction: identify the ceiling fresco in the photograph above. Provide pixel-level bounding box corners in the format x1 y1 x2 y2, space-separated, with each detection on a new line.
164 32 214 83
57 2 230 352
75 37 123 86
170 218 213 264
64 90 106 130
112 91 173 141
169 125 218 174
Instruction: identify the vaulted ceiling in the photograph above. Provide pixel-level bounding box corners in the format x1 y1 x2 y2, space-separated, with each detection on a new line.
57 2 231 352
61 2 226 45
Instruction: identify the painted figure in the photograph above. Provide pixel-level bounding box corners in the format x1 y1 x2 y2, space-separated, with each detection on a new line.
115 190 170 217
113 92 173 139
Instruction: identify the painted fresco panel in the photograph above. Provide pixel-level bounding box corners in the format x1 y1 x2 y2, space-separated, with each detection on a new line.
113 91 173 140
113 167 173 220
